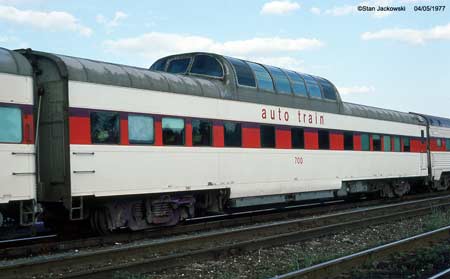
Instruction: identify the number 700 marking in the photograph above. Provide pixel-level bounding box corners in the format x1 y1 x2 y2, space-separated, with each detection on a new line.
294 156 304 165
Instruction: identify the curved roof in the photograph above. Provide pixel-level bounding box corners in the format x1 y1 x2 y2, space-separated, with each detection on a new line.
21 51 228 99
342 102 421 124
0 48 32 76
414 114 450 128
18 49 423 126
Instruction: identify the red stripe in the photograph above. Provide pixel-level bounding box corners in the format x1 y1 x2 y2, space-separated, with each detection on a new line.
369 135 374 151
353 134 362 151
22 114 34 144
430 138 446 151
213 124 224 147
154 119 162 146
120 118 129 145
304 130 318 149
276 127 291 149
64 108 431 154
185 120 192 147
242 125 260 148
330 132 343 150
410 138 421 153
69 116 91 144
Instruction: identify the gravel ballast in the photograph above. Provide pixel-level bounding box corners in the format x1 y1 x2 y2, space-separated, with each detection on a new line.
139 208 450 279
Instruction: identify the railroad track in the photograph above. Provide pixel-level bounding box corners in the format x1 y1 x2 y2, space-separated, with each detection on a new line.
1 194 450 278
271 224 450 279
429 267 450 279
0 191 444 259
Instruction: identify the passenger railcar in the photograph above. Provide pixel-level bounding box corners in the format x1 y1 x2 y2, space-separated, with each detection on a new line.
415 114 450 189
0 47 446 234
0 48 37 228
15 49 436 233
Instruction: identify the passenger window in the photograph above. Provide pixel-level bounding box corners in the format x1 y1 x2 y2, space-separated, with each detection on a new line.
91 111 120 144
300 74 322 98
266 66 292 94
318 130 330 150
190 55 223 77
224 122 242 147
393 136 401 152
162 117 185 145
225 57 256 87
192 119 212 146
0 106 22 143
167 58 191 74
361 134 370 151
384 135 391 151
260 125 275 148
403 137 410 152
128 115 154 144
316 78 337 100
151 58 168 71
247 62 275 92
437 138 442 147
372 135 381 151
285 70 308 97
446 139 450 151
344 131 353 150
291 128 305 149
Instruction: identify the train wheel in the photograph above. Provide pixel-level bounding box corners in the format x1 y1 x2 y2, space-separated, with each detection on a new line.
433 176 450 191
90 208 111 235
393 180 410 197
443 176 450 191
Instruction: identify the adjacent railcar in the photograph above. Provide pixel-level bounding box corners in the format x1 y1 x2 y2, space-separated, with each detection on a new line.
416 114 450 189
17 49 432 233
0 48 36 227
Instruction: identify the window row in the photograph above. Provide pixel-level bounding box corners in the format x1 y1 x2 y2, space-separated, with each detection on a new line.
90 112 242 147
226 57 337 101
436 138 450 151
259 127 414 152
151 55 338 101
151 54 224 78
89 111 437 153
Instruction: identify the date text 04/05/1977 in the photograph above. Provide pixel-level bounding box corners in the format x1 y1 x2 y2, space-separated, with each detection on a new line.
357 5 446 12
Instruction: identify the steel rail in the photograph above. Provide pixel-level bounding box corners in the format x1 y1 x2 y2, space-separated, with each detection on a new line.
428 267 450 279
271 226 450 279
1 195 450 278
0 191 445 259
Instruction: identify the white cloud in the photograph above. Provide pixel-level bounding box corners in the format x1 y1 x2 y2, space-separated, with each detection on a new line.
398 0 430 3
0 34 28 48
0 35 9 43
97 11 127 33
0 5 92 36
361 23 450 44
310 7 321 15
261 1 300 15
103 32 323 66
338 86 375 95
0 0 42 4
325 5 355 16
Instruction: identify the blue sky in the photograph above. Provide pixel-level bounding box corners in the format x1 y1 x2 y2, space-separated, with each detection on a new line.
0 0 449 117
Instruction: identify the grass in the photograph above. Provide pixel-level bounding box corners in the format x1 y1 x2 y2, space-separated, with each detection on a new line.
422 207 450 231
